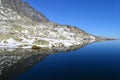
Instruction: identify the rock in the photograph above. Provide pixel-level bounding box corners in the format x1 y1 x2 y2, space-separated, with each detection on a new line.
32 45 41 50
1 0 49 22
0 0 97 49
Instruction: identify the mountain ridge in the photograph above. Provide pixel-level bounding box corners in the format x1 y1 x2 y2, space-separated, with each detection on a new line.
0 0 49 22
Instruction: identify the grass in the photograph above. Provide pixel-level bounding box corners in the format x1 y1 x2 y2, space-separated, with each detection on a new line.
33 40 49 45
0 33 22 41
12 25 25 32
0 33 9 40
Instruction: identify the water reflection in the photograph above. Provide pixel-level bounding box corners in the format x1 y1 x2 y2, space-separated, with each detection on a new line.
0 40 94 80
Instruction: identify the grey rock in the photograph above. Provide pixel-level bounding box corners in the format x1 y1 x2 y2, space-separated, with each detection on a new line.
1 0 49 22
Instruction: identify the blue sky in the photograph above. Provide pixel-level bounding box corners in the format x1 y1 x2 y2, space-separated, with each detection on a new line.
24 0 120 38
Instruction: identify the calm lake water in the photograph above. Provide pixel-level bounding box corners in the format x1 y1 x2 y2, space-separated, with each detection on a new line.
13 40 120 80
0 40 120 80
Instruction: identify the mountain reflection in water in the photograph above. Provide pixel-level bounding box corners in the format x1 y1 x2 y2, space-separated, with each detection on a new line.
0 40 93 80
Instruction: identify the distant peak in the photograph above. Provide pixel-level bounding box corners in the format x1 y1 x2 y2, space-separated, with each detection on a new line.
1 0 49 22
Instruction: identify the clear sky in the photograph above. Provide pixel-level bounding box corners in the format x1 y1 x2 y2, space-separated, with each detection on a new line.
24 0 120 38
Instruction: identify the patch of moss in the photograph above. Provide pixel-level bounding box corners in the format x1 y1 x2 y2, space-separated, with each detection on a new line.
33 40 49 45
0 34 9 40
59 35 66 40
30 30 35 34
53 29 58 32
0 33 23 42
13 25 25 32
10 35 22 41
40 47 50 51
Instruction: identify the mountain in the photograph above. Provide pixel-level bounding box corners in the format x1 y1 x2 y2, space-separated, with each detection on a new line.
1 0 48 22
0 0 96 49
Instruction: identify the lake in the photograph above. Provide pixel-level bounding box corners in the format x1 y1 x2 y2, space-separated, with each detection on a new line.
0 40 120 80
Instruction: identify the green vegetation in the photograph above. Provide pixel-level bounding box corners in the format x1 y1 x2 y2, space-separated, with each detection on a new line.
0 33 9 40
12 25 25 32
0 33 22 41
59 35 66 40
33 40 49 45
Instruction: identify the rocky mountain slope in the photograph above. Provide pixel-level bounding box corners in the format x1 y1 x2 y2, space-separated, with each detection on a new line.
0 0 96 49
1 0 48 22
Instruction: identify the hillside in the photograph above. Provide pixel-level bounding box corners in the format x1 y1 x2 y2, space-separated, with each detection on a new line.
0 0 96 49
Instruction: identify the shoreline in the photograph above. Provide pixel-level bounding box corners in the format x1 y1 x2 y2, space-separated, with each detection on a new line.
0 39 96 52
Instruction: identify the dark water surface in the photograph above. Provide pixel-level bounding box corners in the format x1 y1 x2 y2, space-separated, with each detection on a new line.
14 40 120 80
